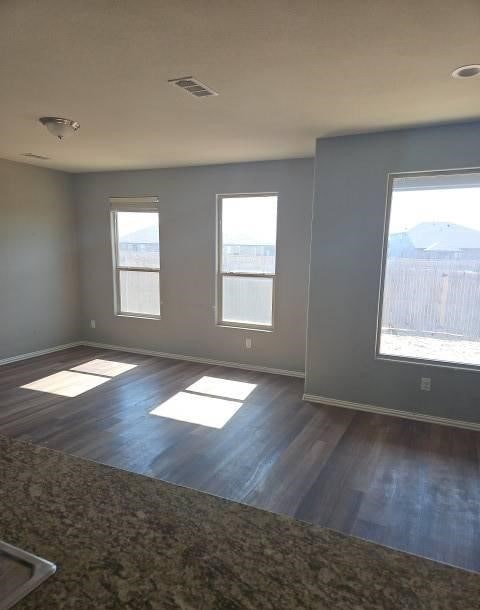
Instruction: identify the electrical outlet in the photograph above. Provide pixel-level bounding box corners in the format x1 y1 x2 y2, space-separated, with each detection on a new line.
420 377 431 391
90 319 96 329
245 337 252 349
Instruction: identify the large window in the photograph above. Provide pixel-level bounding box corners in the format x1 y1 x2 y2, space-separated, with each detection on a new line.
111 198 160 318
217 194 278 329
378 170 480 368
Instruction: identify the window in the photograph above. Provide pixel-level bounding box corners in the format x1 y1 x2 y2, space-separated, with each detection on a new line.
217 194 278 329
377 170 480 368
110 198 160 318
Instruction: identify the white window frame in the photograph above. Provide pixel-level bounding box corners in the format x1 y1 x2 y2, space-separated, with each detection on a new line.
375 167 480 372
216 192 278 331
110 197 161 320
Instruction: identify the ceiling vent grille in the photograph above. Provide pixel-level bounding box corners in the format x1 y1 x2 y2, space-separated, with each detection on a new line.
168 76 218 98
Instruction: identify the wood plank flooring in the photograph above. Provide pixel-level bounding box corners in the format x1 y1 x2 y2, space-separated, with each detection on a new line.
0 346 479 571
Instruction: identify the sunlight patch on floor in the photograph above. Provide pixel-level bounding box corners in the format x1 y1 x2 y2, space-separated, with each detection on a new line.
149 391 243 428
70 359 138 377
21 370 110 398
185 376 257 401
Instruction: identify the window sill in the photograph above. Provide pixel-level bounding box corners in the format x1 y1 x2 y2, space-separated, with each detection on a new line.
216 322 274 333
115 313 161 321
376 353 480 373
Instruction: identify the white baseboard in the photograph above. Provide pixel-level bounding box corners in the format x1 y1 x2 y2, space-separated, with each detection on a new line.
303 393 480 431
0 342 83 367
82 341 305 378
0 339 305 378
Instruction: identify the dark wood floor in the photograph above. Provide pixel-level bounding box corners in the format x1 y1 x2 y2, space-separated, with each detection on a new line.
0 346 479 572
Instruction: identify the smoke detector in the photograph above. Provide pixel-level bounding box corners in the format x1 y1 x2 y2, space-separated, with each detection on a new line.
168 76 218 97
39 117 80 139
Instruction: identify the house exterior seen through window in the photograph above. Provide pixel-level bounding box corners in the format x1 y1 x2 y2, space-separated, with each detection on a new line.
111 201 161 318
217 194 278 329
378 170 480 368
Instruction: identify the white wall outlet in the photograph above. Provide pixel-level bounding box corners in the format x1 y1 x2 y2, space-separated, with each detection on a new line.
245 337 252 349
90 319 96 329
420 377 431 391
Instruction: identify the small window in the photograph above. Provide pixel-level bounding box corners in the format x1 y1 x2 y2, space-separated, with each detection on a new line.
377 170 480 368
217 194 278 329
111 199 160 319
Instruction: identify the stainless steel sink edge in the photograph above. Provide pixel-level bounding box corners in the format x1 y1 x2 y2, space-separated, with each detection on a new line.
0 540 56 610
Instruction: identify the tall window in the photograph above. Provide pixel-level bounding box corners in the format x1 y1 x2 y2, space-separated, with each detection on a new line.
217 194 278 329
110 198 160 318
378 170 480 368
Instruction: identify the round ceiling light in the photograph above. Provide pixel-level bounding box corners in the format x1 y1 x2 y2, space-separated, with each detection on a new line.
451 65 480 79
39 117 80 139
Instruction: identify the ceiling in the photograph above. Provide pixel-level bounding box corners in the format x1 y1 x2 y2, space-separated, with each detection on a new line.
1 0 480 173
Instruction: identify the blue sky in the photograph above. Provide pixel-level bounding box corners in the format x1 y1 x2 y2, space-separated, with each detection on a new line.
390 187 480 234
222 196 277 245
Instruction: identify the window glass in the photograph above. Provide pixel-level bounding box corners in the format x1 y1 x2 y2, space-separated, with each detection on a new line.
117 212 160 268
222 276 273 326
218 195 278 328
379 171 480 367
119 270 160 317
221 196 277 274
112 209 160 318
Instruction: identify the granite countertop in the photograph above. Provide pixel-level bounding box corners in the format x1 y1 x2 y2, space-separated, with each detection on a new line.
0 435 478 609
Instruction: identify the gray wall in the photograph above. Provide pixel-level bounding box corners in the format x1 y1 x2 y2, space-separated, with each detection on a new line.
0 159 80 359
74 159 313 373
306 121 480 423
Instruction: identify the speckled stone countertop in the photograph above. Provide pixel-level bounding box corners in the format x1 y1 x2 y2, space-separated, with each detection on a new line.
0 435 478 609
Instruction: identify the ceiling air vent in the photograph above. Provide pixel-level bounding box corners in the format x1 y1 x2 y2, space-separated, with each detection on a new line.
168 76 218 98
22 153 50 160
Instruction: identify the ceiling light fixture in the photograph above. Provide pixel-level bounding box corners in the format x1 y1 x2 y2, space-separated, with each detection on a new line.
39 117 80 139
451 65 480 79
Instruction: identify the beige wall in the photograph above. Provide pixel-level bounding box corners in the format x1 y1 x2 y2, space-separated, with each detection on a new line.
0 159 80 359
74 159 314 373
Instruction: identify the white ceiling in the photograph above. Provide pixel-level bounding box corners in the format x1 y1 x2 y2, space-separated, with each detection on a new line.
1 0 480 173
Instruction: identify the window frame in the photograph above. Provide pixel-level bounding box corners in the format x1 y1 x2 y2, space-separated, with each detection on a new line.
216 192 278 331
110 198 161 320
375 167 480 372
